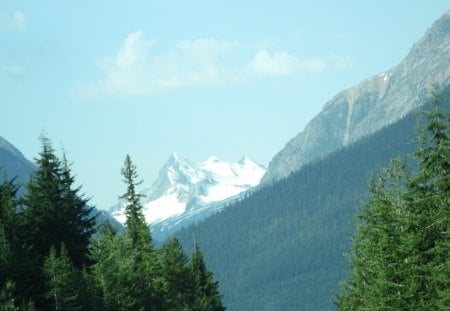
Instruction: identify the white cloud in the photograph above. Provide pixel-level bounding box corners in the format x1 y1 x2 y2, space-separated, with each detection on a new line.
115 32 153 68
10 11 27 32
248 50 326 76
249 50 300 75
79 32 327 97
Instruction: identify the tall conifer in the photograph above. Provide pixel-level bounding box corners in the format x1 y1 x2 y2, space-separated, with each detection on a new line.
337 86 450 310
190 240 225 311
120 154 151 250
160 237 195 310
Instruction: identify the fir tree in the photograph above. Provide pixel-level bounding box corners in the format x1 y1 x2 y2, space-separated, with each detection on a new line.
0 281 19 311
337 160 411 310
59 152 95 267
160 237 195 311
405 86 450 309
0 175 18 286
119 155 160 309
337 86 450 310
43 245 83 310
21 135 95 267
20 135 95 308
89 224 144 310
120 154 151 250
190 241 225 311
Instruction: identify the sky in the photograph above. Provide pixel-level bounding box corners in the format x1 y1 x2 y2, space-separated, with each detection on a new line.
1 1 449 210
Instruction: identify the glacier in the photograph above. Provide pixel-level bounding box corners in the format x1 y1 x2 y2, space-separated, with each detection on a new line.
109 153 266 241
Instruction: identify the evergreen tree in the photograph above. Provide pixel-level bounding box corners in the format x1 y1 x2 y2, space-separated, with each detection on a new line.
120 154 151 250
119 155 160 310
405 86 450 309
43 245 83 310
59 152 95 267
337 160 411 310
89 224 144 310
22 136 95 268
337 86 450 310
88 223 118 310
0 280 35 311
19 135 95 308
160 237 195 311
0 176 18 286
0 281 19 311
22 135 63 262
190 241 225 311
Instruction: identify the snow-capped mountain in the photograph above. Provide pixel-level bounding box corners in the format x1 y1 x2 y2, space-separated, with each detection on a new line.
109 153 266 241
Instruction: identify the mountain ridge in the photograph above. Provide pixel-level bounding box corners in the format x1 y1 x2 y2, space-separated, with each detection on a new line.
110 154 266 241
262 8 450 184
0 135 36 190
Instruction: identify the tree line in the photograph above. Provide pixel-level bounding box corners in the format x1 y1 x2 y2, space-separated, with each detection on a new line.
175 87 449 309
337 87 450 310
0 137 225 310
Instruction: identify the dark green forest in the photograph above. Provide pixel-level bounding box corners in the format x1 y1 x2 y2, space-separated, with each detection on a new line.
337 88 450 309
176 88 450 310
2 88 449 310
0 140 224 310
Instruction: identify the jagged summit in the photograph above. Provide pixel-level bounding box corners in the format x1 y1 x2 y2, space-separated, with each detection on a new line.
110 153 266 240
262 9 450 184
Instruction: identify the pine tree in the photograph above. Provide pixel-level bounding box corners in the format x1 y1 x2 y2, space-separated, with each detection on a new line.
337 86 450 310
59 152 95 267
22 136 95 267
405 86 450 309
89 223 144 310
19 135 95 308
120 154 151 250
22 135 63 261
0 281 20 311
337 160 411 310
160 237 195 311
43 244 83 310
190 241 225 311
88 223 118 310
120 155 161 309
0 175 18 286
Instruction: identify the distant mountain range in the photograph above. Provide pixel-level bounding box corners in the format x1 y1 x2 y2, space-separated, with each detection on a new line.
0 136 36 191
110 153 266 241
0 135 122 230
175 8 450 310
262 8 450 184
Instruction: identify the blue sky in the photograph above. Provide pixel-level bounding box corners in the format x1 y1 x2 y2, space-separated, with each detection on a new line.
1 1 449 209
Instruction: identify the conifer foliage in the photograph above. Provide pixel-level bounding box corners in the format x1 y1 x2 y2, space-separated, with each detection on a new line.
0 145 225 310
337 87 450 310
22 135 95 268
190 241 225 311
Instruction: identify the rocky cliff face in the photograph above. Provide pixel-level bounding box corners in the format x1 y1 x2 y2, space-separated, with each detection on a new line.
262 9 450 184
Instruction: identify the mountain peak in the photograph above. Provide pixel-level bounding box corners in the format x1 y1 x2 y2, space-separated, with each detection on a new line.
238 156 253 165
262 9 450 184
111 154 267 238
205 155 220 163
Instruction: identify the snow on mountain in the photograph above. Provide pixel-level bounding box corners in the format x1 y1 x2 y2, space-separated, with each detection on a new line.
110 153 266 241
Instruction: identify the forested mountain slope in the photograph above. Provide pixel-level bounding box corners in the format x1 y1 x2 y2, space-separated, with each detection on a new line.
175 96 446 309
0 136 36 190
262 9 450 184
